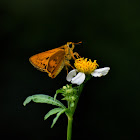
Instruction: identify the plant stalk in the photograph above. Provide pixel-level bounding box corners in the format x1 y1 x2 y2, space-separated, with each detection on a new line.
66 75 91 140
66 84 84 140
67 116 73 140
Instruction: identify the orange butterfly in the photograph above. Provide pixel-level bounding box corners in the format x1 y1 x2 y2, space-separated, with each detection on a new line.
29 42 82 78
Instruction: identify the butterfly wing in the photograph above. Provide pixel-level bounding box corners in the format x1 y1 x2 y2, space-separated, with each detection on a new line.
29 48 65 78
47 50 65 78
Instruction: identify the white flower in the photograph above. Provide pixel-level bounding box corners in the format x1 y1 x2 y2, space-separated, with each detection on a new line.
66 67 110 85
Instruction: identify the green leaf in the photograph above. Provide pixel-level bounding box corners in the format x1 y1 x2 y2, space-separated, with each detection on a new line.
44 108 63 120
51 108 67 128
23 94 66 108
23 96 32 106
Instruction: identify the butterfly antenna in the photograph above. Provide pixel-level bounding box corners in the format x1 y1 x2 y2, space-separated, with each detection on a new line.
74 41 82 45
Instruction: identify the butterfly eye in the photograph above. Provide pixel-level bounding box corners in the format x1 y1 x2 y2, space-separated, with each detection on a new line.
69 44 72 48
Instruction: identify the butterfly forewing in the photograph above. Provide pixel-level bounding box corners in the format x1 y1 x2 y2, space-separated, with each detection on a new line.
29 48 65 78
30 48 62 69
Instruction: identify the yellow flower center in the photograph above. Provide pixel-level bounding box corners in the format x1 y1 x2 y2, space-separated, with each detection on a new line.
74 58 99 74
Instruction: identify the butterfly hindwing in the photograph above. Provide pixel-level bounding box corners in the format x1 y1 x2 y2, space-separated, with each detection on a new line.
47 50 65 78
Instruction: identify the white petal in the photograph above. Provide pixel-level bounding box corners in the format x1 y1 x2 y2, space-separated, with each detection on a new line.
91 72 102 77
71 72 85 85
66 69 77 82
91 67 110 77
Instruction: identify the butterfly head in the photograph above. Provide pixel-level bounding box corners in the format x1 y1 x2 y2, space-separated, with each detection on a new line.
67 42 82 51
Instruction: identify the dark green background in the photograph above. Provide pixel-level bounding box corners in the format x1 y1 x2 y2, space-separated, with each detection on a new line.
1 0 140 140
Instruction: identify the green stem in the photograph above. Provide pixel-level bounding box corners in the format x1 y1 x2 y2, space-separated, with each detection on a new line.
71 84 84 114
67 116 73 140
66 75 91 140
66 84 84 140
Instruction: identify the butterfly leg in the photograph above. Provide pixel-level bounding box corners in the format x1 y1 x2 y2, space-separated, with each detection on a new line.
65 66 69 75
73 52 81 58
65 61 75 75
71 51 81 60
65 60 75 69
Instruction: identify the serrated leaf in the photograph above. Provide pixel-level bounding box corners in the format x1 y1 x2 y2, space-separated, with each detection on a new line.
23 94 66 108
51 108 67 128
44 108 63 120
